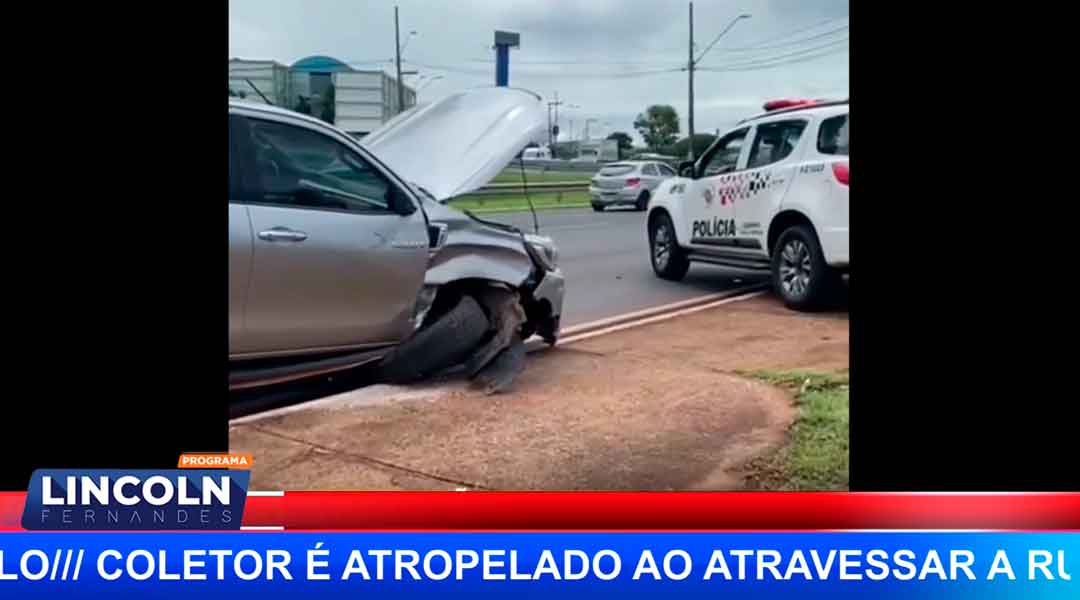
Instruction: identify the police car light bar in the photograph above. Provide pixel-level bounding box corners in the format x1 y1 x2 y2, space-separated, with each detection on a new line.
763 99 818 111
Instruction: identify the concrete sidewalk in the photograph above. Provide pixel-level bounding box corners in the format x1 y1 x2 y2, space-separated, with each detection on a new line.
231 295 848 491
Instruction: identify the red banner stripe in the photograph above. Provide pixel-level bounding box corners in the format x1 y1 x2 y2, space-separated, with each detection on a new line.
4 492 1079 531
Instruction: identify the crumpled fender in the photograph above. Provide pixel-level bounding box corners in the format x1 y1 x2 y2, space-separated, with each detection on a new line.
423 227 533 288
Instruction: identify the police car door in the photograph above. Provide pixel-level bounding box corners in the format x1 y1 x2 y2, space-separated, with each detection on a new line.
687 126 751 251
737 118 810 257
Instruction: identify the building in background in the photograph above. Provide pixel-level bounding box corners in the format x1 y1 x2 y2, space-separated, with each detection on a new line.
228 55 416 138
228 59 293 105
332 70 416 137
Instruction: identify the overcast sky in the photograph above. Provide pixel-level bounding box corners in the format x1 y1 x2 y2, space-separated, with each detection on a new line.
230 0 848 145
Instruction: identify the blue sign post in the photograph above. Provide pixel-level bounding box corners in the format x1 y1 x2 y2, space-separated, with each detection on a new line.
495 45 509 86
494 31 520 87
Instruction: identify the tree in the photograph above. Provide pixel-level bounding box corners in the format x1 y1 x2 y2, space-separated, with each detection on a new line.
670 133 717 160
320 85 336 124
633 105 680 151
606 132 633 159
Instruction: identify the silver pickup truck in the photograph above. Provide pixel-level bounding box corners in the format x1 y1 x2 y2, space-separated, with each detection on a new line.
229 87 565 392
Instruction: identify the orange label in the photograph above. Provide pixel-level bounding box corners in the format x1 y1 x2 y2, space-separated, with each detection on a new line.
177 453 253 469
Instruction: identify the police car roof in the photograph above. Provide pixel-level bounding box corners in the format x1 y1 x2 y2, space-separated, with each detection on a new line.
737 99 848 125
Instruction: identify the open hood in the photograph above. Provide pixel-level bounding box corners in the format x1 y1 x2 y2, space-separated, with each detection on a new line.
360 87 546 201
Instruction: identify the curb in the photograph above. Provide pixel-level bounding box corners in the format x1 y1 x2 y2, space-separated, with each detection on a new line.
525 285 769 352
232 286 769 422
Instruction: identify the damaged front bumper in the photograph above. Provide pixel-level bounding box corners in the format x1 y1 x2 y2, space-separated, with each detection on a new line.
388 197 566 393
527 264 565 344
465 263 563 394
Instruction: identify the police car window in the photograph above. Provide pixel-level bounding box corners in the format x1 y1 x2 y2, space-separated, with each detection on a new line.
246 118 394 213
658 164 676 176
818 114 849 156
747 120 808 169
701 127 749 177
643 164 659 176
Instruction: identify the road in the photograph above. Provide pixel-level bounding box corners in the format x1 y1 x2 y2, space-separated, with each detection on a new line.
485 207 770 326
230 207 770 416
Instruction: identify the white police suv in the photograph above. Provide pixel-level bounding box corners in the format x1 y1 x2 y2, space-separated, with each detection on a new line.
646 99 849 310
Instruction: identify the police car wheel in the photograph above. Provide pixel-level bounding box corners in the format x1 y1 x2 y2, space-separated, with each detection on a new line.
650 213 690 280
771 225 828 311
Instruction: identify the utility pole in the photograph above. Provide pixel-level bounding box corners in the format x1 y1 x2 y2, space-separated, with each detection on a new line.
686 7 751 162
687 2 695 162
553 91 562 137
547 104 552 147
547 92 563 147
395 6 404 115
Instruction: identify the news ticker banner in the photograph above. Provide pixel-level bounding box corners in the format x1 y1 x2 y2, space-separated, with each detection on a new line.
0 467 1076 598
0 533 1076 598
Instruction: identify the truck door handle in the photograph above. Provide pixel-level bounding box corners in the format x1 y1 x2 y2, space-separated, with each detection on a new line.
258 227 308 242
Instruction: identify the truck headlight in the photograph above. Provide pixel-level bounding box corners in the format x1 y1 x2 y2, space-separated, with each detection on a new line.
528 240 559 271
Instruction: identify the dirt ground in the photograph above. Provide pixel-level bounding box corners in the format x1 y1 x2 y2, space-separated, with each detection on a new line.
231 293 848 491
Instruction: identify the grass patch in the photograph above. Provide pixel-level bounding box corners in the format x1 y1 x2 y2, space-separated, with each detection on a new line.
449 191 591 213
738 369 849 490
490 169 594 184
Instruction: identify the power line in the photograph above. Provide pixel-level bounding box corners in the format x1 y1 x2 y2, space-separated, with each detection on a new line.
719 25 849 53
697 43 849 73
462 58 685 67
404 60 682 80
702 47 848 73
228 18 849 82
406 17 848 70
698 37 849 70
720 16 848 51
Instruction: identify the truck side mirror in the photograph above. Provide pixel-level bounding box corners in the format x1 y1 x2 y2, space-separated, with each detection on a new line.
387 185 417 216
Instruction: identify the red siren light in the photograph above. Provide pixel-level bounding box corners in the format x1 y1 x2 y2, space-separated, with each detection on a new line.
763 99 818 111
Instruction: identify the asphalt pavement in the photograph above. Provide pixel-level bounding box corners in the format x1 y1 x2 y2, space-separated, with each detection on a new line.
485 207 770 326
230 206 770 415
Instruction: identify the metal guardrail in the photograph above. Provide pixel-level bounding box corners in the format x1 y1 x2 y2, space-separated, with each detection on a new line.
464 182 589 197
485 181 588 189
515 159 608 172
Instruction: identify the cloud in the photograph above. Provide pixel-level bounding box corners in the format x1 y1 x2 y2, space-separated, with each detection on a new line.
229 0 848 144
